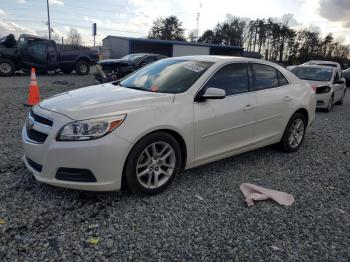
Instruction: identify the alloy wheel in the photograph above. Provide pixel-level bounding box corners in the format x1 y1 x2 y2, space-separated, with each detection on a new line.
327 96 333 111
136 141 176 189
0 62 11 74
80 64 88 74
288 118 305 149
341 91 345 103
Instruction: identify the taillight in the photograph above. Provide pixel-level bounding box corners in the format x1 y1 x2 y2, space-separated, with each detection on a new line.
311 85 317 93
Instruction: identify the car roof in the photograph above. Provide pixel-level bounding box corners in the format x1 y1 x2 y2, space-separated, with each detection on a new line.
167 55 272 63
129 53 162 56
305 60 339 64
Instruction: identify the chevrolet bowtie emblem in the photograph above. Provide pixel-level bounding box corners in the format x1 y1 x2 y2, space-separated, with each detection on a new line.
26 116 35 130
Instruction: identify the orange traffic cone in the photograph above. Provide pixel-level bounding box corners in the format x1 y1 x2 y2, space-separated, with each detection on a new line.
24 68 40 106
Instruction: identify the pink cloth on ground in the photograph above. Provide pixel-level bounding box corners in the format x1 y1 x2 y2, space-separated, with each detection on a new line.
240 183 295 207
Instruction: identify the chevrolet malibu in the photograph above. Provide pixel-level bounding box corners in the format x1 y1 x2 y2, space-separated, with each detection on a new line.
291 65 346 112
22 56 316 195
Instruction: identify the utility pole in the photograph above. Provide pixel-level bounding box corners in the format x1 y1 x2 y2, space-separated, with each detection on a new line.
46 0 51 39
196 12 200 43
196 3 202 43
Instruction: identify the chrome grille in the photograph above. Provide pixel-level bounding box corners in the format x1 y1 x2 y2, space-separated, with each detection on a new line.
25 110 53 144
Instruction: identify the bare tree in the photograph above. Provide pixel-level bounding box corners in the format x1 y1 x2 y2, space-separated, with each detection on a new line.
66 28 82 46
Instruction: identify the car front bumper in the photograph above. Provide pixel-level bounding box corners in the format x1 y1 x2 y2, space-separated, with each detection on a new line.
316 93 331 109
22 107 131 191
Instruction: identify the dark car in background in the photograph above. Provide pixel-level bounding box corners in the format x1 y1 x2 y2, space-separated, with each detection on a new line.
343 68 350 87
94 53 167 83
0 34 98 76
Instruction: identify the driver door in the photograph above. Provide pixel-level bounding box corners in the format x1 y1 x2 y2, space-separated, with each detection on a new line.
193 63 257 162
23 41 48 70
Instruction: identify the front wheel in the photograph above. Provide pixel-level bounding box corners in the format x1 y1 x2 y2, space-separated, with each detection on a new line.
75 60 90 75
325 94 334 112
0 59 15 76
279 112 307 153
124 132 182 195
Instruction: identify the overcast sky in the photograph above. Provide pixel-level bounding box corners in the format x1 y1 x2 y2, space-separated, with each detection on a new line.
0 0 349 46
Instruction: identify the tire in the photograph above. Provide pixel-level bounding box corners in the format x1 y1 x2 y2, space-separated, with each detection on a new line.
325 94 334 112
336 90 346 105
75 60 90 75
62 69 73 74
0 59 15 76
124 132 182 195
279 112 307 153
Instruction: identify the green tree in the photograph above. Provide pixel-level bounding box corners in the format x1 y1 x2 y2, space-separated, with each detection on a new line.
148 16 186 41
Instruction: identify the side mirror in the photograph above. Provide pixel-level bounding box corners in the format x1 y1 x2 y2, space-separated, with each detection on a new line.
335 79 345 84
197 87 226 102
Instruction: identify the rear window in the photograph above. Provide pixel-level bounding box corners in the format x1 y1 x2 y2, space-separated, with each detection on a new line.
252 64 279 90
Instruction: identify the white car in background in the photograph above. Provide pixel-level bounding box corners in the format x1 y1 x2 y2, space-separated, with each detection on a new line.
22 56 316 194
302 60 341 70
291 65 346 112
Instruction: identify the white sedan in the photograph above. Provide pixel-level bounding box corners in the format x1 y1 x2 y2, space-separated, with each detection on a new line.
291 65 346 112
22 56 316 194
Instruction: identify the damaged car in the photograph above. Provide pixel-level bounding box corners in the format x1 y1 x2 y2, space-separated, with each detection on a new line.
94 53 167 83
0 34 98 76
291 65 346 112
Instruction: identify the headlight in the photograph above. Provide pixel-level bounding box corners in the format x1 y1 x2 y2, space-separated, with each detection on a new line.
316 86 331 94
56 114 126 141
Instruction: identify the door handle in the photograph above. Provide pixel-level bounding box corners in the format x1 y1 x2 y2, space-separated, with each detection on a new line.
243 104 254 111
283 96 292 102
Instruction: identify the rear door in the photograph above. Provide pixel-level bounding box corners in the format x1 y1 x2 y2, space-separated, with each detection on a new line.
193 63 257 162
251 63 293 144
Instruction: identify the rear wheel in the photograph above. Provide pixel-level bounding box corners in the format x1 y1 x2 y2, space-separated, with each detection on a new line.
0 59 15 76
279 112 306 153
75 60 90 75
124 132 182 195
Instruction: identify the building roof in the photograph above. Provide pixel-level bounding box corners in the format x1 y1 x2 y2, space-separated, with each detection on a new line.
103 35 243 50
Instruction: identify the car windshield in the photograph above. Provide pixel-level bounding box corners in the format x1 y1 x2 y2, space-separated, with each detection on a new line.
120 59 213 93
121 54 145 63
291 67 333 81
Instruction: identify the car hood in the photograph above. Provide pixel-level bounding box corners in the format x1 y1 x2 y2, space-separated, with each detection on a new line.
39 83 174 120
306 80 332 87
97 59 130 66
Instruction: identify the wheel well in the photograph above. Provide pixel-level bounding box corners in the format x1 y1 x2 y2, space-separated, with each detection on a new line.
294 108 309 126
75 57 90 65
120 129 187 190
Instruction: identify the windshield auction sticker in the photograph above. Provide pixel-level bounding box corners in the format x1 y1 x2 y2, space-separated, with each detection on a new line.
184 63 205 73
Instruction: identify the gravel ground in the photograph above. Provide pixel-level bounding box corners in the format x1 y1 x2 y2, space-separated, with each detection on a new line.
0 70 349 261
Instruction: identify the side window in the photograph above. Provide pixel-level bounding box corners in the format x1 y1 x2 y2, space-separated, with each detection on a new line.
204 63 249 96
28 42 47 56
252 64 279 90
157 55 167 61
140 56 156 65
277 70 289 86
